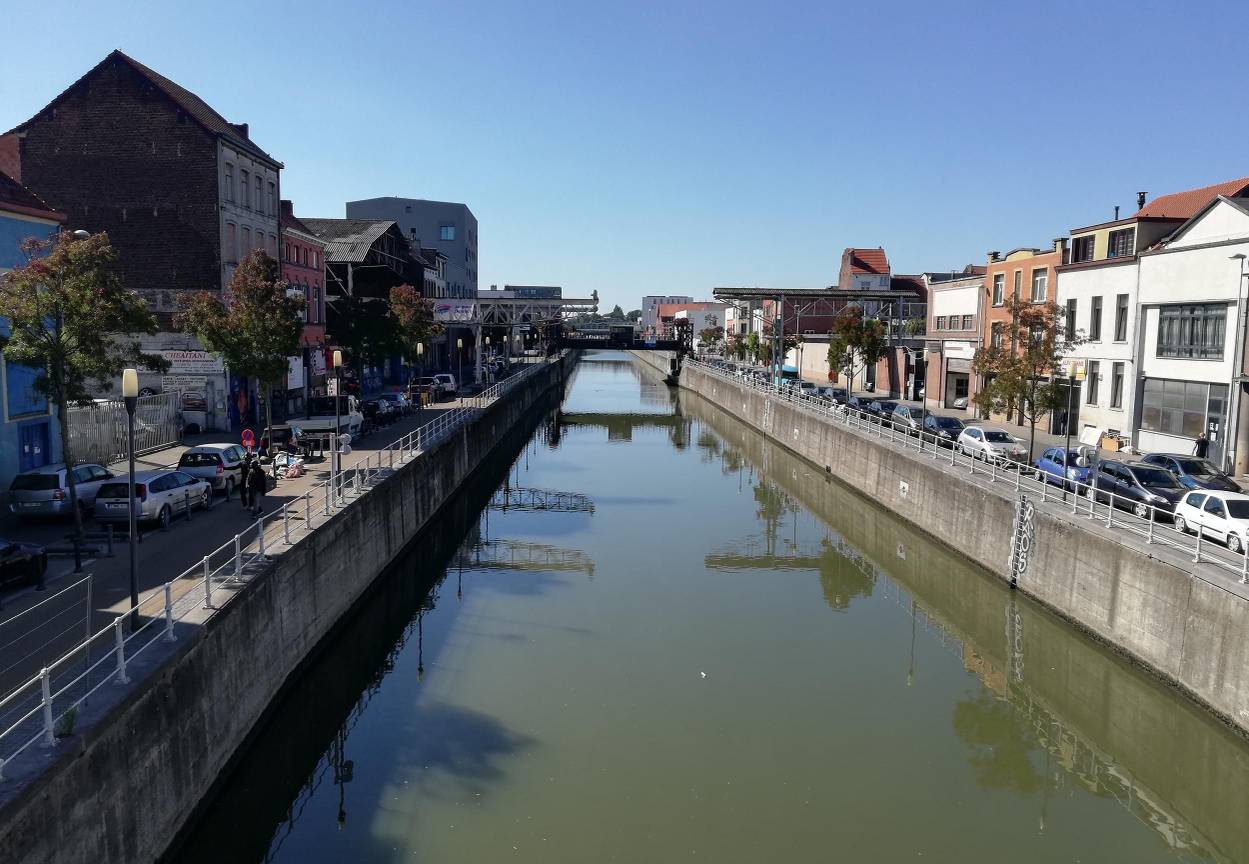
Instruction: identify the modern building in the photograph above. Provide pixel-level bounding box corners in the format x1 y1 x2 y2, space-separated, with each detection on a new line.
924 267 985 410
654 302 722 340
641 295 692 334
280 200 328 414
1135 195 1249 471
0 50 283 430
0 170 64 484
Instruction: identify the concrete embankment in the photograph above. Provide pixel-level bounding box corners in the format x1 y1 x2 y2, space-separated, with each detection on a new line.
0 355 575 864
638 352 1249 737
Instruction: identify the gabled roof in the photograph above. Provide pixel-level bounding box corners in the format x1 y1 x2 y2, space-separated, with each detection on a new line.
0 169 64 222
1154 196 1249 250
10 50 279 166
844 247 890 275
1136 176 1249 219
301 218 397 263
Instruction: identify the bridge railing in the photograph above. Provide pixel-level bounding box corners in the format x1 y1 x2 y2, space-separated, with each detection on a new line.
0 354 565 782
684 358 1249 587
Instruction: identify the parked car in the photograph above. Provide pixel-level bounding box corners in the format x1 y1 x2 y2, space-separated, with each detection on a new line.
94 469 213 530
957 426 1026 464
867 400 900 424
1033 447 1091 491
0 538 47 588
1138 453 1241 492
891 405 924 435
177 443 249 497
8 463 115 518
845 395 873 420
816 387 848 405
1086 461 1186 518
796 381 819 397
361 399 395 429
433 374 459 398
376 392 412 417
922 414 964 447
1173 490 1249 552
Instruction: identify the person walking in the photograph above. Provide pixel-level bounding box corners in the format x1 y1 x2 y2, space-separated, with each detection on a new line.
240 453 254 511
1194 432 1210 459
248 458 268 518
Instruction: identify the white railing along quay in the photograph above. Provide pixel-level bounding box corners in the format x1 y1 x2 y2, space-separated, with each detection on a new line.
0 354 563 779
684 358 1249 586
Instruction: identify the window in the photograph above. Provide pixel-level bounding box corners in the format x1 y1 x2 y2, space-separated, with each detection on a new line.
962 314 973 330
1071 235 1095 263
992 274 1004 306
225 222 237 263
1012 270 1022 301
241 227 251 255
440 224 456 241
1086 360 1100 405
1110 362 1124 408
1204 496 1226 519
224 163 234 202
7 363 48 417
1140 378 1226 438
268 181 277 216
312 284 322 323
269 233 277 256
990 322 1004 349
240 170 250 207
1030 268 1048 303
311 251 318 269
935 316 946 330
1090 296 1103 340
1114 293 1129 341
1157 304 1226 359
1108 227 1135 258
1065 299 1077 338
255 177 263 214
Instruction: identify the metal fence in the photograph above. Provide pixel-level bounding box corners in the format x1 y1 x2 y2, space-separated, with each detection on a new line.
0 354 562 782
66 392 181 466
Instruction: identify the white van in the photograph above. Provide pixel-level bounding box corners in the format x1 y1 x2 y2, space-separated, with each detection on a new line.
433 374 459 399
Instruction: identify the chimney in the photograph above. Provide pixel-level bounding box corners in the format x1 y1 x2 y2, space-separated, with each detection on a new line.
1137 191 1147 210
234 122 249 139
1053 237 1068 255
280 199 293 217
1114 205 1120 220
987 251 1000 264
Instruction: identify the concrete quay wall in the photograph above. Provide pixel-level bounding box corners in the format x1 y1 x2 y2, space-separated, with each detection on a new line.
638 352 1249 736
0 355 574 864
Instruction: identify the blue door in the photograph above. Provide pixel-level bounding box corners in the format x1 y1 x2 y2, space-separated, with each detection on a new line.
18 421 49 472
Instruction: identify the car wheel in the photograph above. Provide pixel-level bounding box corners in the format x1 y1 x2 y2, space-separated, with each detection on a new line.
1133 502 1148 519
159 505 171 531
1174 515 1188 534
1229 533 1245 554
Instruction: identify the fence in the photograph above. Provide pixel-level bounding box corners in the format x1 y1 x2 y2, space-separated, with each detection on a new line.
0 354 562 780
67 392 181 467
686 358 1249 585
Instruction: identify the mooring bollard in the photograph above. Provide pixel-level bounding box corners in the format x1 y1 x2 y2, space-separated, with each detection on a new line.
40 668 54 747
113 617 130 685
163 582 177 643
202 556 213 609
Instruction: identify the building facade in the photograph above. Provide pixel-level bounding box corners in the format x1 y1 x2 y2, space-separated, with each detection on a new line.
344 198 477 298
280 200 327 414
924 269 984 409
641 295 692 335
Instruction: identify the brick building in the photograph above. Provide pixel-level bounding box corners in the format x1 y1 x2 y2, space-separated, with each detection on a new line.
280 200 328 413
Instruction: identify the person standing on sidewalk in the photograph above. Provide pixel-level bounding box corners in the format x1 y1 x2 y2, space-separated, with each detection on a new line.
1194 432 1210 459
240 453 254 511
248 459 268 518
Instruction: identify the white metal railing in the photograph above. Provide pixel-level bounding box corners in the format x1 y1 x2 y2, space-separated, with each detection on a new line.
685 358 1249 585
0 354 563 778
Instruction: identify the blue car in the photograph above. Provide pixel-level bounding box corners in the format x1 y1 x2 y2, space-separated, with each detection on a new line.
1033 447 1091 490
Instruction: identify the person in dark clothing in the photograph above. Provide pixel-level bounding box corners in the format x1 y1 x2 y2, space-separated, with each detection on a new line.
240 454 254 510
248 461 268 517
1194 433 1210 459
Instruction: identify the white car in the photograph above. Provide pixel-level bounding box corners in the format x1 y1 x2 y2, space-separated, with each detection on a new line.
433 373 458 398
1173 490 1249 553
957 425 1027 465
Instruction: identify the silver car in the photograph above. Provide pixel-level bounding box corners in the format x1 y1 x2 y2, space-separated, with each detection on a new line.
178 443 249 496
94 469 212 530
957 425 1027 465
9 463 115 517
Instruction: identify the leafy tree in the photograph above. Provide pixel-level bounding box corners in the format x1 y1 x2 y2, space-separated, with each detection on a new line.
0 231 165 547
178 250 304 452
389 284 443 372
328 294 399 390
826 305 887 389
746 332 761 363
698 325 724 348
606 304 625 320
626 309 642 322
971 296 1078 462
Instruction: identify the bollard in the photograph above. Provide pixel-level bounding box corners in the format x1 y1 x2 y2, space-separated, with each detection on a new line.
106 524 114 557
233 534 243 580
283 503 291 545
202 556 213 609
40 668 54 747
113 617 130 684
163 582 177 643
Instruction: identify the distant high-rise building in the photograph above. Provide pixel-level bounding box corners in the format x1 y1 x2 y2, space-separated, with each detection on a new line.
345 197 477 299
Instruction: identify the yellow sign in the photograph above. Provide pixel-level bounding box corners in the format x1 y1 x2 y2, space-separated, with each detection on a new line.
1065 359 1086 380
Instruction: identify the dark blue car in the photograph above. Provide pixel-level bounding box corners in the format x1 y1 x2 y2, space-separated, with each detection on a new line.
1034 447 1091 491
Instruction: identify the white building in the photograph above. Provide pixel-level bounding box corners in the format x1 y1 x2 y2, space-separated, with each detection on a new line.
1136 196 1249 471
219 140 281 288
925 270 983 410
641 295 692 334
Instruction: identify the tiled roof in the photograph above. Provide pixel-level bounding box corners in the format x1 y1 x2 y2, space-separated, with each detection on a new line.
846 247 890 275
1136 177 1249 219
0 169 63 221
890 275 926 293
279 209 320 242
301 218 396 263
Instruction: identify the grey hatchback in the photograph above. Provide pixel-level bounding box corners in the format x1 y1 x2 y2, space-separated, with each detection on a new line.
177 443 249 497
9 463 114 518
94 470 212 530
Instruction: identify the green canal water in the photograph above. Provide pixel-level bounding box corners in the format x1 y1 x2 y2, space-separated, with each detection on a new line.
171 352 1249 863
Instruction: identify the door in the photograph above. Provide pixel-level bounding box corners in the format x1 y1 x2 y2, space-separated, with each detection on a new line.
1202 496 1228 540
18 422 49 473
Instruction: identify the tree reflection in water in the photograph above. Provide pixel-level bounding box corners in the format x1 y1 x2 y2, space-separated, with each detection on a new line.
952 689 1045 795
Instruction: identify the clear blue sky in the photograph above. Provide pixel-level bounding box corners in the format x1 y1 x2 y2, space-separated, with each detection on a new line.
3 0 1247 312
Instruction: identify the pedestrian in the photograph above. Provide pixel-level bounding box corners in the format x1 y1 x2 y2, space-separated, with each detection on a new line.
248 458 268 518
1194 432 1210 459
240 453 254 511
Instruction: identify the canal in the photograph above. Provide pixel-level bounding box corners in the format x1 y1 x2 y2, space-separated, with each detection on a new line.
170 352 1249 863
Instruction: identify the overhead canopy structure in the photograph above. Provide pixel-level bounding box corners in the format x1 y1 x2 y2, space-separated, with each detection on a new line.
711 286 923 330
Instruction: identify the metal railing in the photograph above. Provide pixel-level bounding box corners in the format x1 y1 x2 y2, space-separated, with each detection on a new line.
67 392 181 466
686 358 1249 585
0 354 562 779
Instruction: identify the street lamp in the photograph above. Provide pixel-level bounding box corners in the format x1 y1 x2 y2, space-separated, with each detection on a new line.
415 343 424 408
332 350 343 501
122 368 140 630
456 337 463 392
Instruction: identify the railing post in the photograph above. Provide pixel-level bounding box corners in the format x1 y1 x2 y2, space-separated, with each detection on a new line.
389 446 394 469
1014 461 1021 491
1071 481 1080 515
1193 518 1203 563
1241 544 1248 584
1040 475 1048 503
40 667 55 747
283 503 291 545
1106 492 1114 528
324 480 331 515
258 517 266 557
233 534 243 580
163 581 177 642
1087 482 1096 519
991 457 997 483
1146 507 1155 544
304 491 311 530
202 555 213 608
113 617 130 684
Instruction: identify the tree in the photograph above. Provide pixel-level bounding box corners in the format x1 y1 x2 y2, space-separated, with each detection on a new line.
626 309 642 322
746 332 761 363
0 231 165 550
389 284 443 374
178 250 304 452
606 304 625 320
698 325 724 348
825 305 887 388
328 294 400 391
971 296 1078 463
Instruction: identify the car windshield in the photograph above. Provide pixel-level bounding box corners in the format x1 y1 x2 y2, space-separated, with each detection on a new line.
179 453 220 467
1174 458 1219 475
97 482 132 499
930 417 961 429
984 431 1014 443
1132 467 1180 488
878 402 897 412
9 474 59 491
1227 500 1249 519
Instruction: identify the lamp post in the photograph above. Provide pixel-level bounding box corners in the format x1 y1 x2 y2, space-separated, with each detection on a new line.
415 343 424 408
122 368 139 630
485 336 492 383
456 337 463 393
332 350 343 501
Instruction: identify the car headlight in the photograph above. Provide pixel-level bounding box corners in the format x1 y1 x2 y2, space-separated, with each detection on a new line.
1148 494 1167 504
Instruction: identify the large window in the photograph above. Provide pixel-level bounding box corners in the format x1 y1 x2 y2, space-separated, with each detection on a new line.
1141 378 1226 438
1030 268 1048 303
1090 296 1102 341
1065 298 1077 337
440 224 456 241
225 222 237 263
935 316 946 331
1108 227 1135 258
1114 293 1129 341
1071 235 1095 263
268 181 277 216
1013 270 1022 299
224 163 234 203
1086 360 1100 405
992 274 1004 306
1156 304 1226 359
240 170 250 208
1110 362 1124 408
255 177 263 214
990 322 1004 349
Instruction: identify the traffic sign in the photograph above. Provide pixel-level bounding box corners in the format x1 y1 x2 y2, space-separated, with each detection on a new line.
241 428 255 449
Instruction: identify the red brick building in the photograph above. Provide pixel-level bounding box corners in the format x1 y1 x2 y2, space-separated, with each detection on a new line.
281 200 327 408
